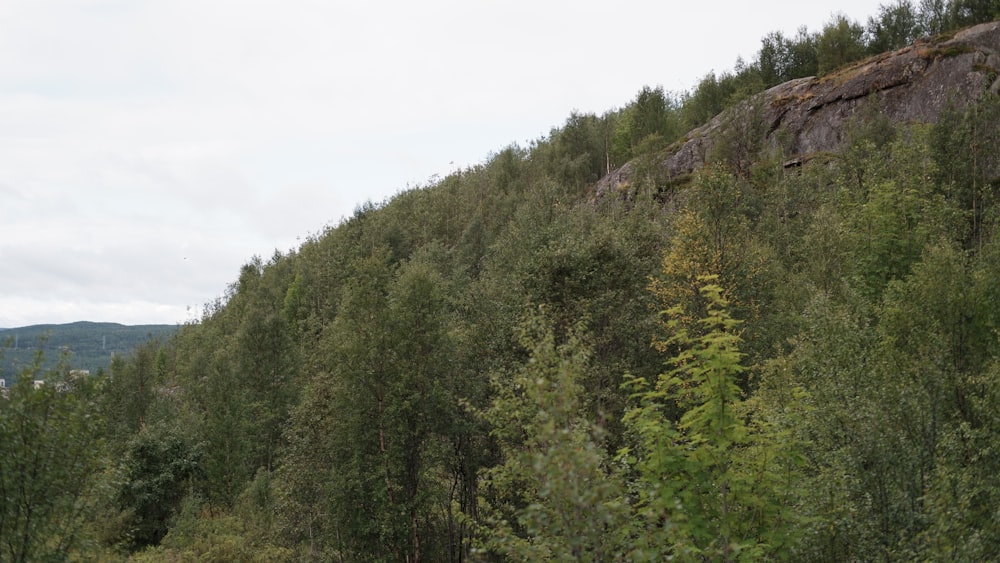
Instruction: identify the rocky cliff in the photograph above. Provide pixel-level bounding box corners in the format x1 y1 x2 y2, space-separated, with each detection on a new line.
596 21 1000 195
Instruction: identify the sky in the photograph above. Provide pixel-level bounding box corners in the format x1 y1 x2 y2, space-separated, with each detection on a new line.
0 0 888 327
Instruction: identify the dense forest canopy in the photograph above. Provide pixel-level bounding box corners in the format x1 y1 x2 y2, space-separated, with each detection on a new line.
3 2 1000 561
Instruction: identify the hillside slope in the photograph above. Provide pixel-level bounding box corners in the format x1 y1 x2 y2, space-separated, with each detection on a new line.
0 321 176 380
6 17 1000 563
598 21 1000 194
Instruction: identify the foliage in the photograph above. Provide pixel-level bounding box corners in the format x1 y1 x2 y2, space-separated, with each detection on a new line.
8 5 1000 560
477 311 627 561
0 358 107 562
866 0 923 54
680 69 762 133
0 321 175 381
757 28 818 88
930 93 1000 249
102 340 168 434
114 423 203 552
276 246 468 561
622 278 805 561
130 493 295 563
816 13 868 74
544 111 618 188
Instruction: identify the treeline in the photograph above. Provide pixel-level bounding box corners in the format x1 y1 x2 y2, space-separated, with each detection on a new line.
2 5 1000 563
0 322 177 381
689 0 1000 127
541 0 1000 186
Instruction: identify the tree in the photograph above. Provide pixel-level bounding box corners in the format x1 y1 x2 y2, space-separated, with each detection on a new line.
919 0 950 34
114 424 203 552
609 86 680 167
817 14 867 74
0 362 105 561
102 339 165 435
948 0 1000 27
757 31 795 88
840 123 963 302
477 311 627 561
866 0 922 54
918 357 1000 561
681 72 731 130
770 290 883 560
232 253 300 474
622 277 804 561
279 246 463 561
649 166 781 363
787 27 820 80
872 240 1000 557
547 111 607 189
711 92 770 181
629 86 676 150
930 94 1000 250
756 27 819 87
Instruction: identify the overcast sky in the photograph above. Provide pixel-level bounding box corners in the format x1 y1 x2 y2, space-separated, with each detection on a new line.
0 0 888 327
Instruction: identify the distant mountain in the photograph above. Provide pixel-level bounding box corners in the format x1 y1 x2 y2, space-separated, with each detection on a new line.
0 321 177 381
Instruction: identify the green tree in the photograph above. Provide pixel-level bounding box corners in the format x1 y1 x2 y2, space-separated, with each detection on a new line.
681 72 732 130
874 240 1000 556
756 27 819 87
919 0 950 34
817 14 867 74
711 93 769 181
948 0 1000 27
547 111 608 189
232 254 300 473
757 31 797 88
930 94 1000 249
477 311 627 561
609 86 680 167
114 424 203 552
840 124 963 302
102 339 166 435
279 247 462 561
918 357 1000 560
622 278 803 561
0 362 105 561
773 291 886 560
650 166 782 363
866 0 922 54
629 85 676 150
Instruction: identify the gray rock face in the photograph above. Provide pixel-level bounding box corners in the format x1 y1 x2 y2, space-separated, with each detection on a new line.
596 21 1000 196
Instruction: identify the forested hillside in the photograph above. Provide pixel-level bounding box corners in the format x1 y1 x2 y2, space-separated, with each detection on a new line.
0 322 176 381
3 2 1000 561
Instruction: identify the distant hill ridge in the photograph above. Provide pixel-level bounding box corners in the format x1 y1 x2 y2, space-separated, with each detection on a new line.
0 321 176 381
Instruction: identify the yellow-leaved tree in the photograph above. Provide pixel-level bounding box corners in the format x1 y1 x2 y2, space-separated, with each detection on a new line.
621 276 806 562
